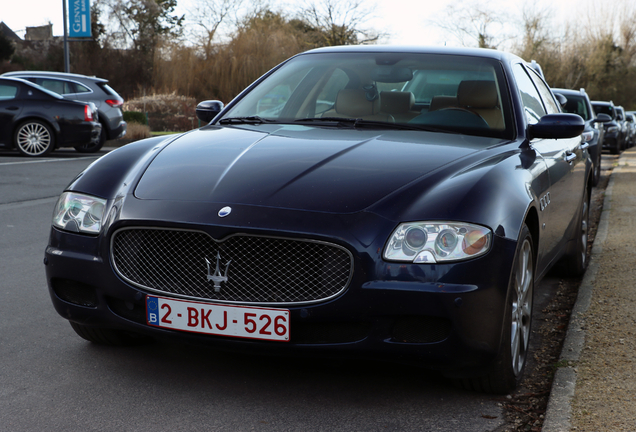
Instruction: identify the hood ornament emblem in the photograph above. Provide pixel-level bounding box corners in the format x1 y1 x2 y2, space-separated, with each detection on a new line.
205 252 231 293
218 206 232 218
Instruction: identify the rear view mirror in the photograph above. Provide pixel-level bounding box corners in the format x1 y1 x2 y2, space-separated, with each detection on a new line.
196 100 224 123
528 114 585 139
594 113 612 123
370 66 413 83
553 92 567 108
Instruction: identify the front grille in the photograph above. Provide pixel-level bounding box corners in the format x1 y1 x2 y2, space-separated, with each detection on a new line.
111 228 353 304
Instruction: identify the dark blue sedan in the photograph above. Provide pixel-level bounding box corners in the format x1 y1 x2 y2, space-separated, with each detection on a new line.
44 46 589 394
0 77 101 157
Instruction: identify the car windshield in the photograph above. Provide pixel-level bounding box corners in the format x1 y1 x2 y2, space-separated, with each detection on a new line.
221 52 513 139
560 95 591 120
593 104 614 117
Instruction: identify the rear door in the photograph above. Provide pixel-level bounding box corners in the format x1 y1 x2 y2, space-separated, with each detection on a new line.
0 81 23 146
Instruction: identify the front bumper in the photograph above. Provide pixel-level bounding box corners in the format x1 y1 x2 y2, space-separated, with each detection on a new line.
44 216 516 375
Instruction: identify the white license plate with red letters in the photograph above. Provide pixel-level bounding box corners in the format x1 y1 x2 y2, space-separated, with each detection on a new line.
146 295 290 342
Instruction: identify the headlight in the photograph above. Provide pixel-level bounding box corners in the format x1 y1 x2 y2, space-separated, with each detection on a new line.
52 192 107 234
607 126 618 133
581 131 594 143
384 222 492 263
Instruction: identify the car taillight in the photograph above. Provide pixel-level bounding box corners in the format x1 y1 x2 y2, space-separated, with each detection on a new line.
105 99 123 108
84 105 94 122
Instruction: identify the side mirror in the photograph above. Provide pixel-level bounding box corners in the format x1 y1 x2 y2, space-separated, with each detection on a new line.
196 100 224 123
594 113 612 123
528 114 585 139
553 92 567 108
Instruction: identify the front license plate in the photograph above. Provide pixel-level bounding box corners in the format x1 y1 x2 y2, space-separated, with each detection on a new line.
146 296 290 342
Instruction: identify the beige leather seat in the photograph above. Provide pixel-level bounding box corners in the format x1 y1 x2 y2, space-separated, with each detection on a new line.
379 91 420 123
456 80 504 129
322 89 393 122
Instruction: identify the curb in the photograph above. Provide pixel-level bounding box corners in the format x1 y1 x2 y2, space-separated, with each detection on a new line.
541 157 617 431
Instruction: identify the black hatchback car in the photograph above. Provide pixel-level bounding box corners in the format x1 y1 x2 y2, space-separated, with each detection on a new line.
553 88 610 186
591 100 623 154
45 46 590 394
0 77 101 157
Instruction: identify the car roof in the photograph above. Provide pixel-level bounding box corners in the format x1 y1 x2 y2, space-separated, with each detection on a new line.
299 45 523 63
552 88 584 95
1 70 107 83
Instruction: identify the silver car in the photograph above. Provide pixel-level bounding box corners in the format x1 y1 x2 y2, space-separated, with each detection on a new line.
1 71 126 152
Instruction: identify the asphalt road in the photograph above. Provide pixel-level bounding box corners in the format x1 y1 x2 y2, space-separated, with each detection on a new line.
0 146 561 432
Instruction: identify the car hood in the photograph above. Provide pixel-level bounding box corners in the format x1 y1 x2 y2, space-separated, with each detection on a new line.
134 124 503 213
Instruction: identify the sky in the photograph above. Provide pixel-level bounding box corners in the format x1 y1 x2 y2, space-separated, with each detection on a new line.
0 0 596 48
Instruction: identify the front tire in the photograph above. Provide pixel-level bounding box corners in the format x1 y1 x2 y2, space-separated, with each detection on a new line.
591 149 601 187
560 183 590 277
456 225 534 394
15 120 54 157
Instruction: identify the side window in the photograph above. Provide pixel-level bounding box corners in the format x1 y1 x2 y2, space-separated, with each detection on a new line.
512 64 546 125
75 83 91 93
526 68 559 114
36 79 73 95
0 84 18 100
316 68 350 114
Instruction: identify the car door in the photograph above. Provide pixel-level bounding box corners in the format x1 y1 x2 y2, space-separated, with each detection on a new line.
513 64 585 270
0 81 23 146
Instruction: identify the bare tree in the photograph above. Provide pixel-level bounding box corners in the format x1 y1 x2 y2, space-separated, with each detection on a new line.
300 0 383 46
434 0 509 49
187 0 246 59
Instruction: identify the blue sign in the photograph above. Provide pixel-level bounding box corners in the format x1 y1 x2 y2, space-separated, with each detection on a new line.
68 0 91 38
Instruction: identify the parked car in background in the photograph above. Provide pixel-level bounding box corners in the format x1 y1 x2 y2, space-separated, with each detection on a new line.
1 71 126 152
591 100 623 154
45 46 590 395
624 112 636 148
553 88 610 186
615 106 630 149
0 77 101 157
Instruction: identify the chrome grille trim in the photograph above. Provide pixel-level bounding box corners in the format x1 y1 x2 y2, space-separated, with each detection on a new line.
111 227 353 305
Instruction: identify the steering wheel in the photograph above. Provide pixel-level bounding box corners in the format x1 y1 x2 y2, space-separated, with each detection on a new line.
439 107 486 123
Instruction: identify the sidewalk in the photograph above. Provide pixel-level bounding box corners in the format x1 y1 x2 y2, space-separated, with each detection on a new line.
543 147 636 431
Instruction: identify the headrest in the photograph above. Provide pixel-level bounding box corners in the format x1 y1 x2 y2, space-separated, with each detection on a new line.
457 80 498 109
335 89 378 116
380 91 415 114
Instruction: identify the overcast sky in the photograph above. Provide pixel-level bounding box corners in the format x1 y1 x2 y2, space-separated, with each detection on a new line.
0 0 609 48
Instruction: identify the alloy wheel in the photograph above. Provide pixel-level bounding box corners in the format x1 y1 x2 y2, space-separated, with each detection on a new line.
511 238 533 376
16 122 53 156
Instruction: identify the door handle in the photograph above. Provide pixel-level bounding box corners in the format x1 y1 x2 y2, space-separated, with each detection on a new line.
565 152 577 163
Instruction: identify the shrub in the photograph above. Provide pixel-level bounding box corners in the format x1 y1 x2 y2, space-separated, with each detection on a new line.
124 111 148 125
125 122 151 141
124 93 197 132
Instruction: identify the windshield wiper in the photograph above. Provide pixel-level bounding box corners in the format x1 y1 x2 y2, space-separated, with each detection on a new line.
219 116 276 125
294 117 447 133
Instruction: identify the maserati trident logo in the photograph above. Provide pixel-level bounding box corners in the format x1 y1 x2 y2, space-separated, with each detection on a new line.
205 252 231 293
